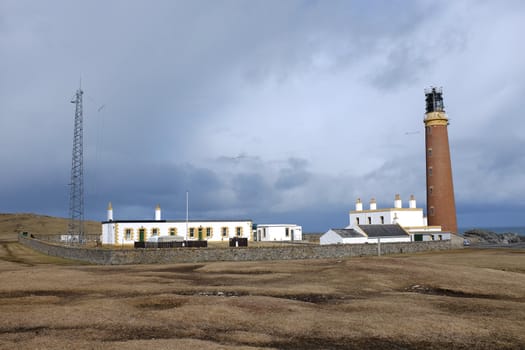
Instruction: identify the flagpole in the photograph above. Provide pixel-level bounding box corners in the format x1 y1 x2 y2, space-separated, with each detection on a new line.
186 191 189 239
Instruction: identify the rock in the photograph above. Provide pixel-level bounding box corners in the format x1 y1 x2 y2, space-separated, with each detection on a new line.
463 229 524 244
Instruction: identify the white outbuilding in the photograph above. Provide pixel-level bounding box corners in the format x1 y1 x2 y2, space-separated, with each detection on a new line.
320 228 367 245
255 224 302 242
320 224 411 245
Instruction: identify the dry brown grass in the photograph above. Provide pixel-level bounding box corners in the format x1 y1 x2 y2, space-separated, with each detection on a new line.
1 214 524 349
0 213 100 241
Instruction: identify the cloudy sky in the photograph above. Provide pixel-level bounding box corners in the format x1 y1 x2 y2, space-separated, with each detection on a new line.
1 0 524 232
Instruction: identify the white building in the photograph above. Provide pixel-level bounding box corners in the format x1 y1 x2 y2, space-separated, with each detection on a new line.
350 195 432 230
349 194 447 236
255 224 302 242
320 228 368 245
101 203 252 245
320 225 412 245
320 194 450 245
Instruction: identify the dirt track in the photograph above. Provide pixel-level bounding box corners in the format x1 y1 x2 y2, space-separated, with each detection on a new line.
1 237 524 349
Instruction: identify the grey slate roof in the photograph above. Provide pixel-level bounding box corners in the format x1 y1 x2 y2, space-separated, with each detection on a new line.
330 229 365 238
358 224 409 237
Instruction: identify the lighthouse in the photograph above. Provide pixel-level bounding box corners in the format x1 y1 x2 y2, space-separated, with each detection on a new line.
424 87 457 233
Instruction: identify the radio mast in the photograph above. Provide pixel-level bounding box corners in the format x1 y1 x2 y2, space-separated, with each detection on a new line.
68 85 85 243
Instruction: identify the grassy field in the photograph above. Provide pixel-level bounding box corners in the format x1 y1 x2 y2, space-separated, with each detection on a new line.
0 213 100 241
1 214 525 349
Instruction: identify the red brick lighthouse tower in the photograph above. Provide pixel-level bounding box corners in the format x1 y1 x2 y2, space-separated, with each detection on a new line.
424 87 458 233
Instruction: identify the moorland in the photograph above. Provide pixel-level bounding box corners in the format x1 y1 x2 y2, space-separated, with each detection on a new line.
0 213 524 349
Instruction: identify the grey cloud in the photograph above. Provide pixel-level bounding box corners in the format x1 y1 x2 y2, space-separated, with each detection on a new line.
2 1 525 232
369 44 431 90
231 173 274 208
274 157 311 190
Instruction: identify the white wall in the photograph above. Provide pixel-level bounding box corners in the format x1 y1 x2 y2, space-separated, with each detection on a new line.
320 230 410 245
423 233 451 241
405 226 441 233
349 209 425 228
320 230 343 245
102 223 115 244
256 224 302 241
101 220 253 245
365 236 411 244
342 236 368 244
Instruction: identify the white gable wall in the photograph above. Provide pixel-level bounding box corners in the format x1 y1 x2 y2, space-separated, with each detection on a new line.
320 230 343 245
102 223 115 245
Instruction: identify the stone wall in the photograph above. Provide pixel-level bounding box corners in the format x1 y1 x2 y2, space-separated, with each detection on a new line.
19 233 454 265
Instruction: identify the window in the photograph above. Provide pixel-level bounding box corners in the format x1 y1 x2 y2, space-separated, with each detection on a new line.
368 217 372 224
125 228 132 240
263 228 266 238
380 216 384 224
438 235 443 241
356 218 360 225
285 228 289 237
206 227 212 237
427 126 432 134
221 227 228 237
429 186 434 195
429 207 435 216
152 228 159 236
236 227 242 237
428 167 433 176
428 148 432 157
169 227 177 236
189 228 195 238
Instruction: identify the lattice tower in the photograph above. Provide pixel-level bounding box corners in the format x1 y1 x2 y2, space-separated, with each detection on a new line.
68 87 85 243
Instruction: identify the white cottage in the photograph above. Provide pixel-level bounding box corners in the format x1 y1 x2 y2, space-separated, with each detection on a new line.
101 203 252 245
255 224 302 242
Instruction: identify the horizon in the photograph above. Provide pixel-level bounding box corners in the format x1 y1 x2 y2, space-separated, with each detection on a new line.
2 212 525 236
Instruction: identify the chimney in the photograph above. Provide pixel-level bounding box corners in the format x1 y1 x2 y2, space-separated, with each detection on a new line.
394 194 402 208
370 198 377 210
155 204 161 221
409 194 416 208
355 198 363 211
107 202 113 221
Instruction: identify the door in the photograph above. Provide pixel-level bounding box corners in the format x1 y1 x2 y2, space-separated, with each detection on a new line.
139 228 145 242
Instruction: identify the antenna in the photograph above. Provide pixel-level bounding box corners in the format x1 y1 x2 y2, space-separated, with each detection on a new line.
186 191 189 240
68 85 85 244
